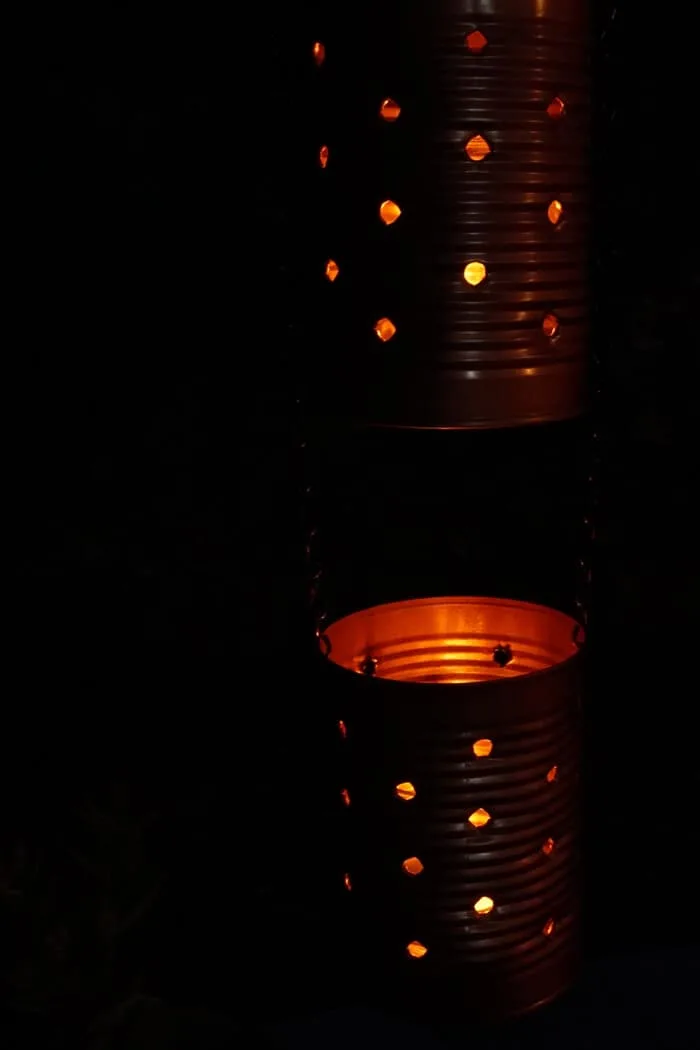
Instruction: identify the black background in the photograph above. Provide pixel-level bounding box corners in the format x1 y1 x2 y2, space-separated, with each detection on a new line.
5 2 699 1047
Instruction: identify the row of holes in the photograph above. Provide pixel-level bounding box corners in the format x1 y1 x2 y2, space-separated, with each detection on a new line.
344 829 555 879
371 198 563 227
340 722 494 756
315 33 531 64
407 916 557 960
341 764 558 811
315 35 568 345
319 126 564 166
314 31 569 89
339 720 560 954
313 36 495 64
325 287 562 344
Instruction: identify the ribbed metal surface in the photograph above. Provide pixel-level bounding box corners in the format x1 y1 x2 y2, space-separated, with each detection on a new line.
325 596 583 1020
313 0 590 429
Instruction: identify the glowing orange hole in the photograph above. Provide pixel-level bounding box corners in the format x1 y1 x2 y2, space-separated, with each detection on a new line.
374 317 397 342
546 765 558 783
379 98 401 122
343 872 352 891
402 856 424 877
319 145 329 168
407 940 428 959
468 807 491 829
543 313 560 338
338 719 347 738
547 96 566 120
465 134 491 162
465 30 488 53
474 895 494 916
313 42 325 66
395 781 416 801
473 738 493 758
464 261 487 286
325 260 340 282
379 199 401 225
341 788 351 806
542 837 555 856
543 918 556 936
548 199 564 225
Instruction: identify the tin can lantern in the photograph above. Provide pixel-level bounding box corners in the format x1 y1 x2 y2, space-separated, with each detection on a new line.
312 0 590 430
308 0 591 1021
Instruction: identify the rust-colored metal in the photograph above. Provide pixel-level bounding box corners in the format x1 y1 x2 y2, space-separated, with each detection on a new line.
314 0 590 429
326 597 583 1020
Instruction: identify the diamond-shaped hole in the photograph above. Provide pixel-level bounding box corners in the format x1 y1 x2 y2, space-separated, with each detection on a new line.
402 856 424 877
406 940 428 959
379 98 401 122
547 96 566 120
473 738 493 758
464 261 487 286
543 313 560 339
474 895 494 916
465 134 491 162
379 199 401 225
395 781 416 801
325 260 340 282
465 29 488 53
548 199 564 225
319 145 329 168
374 318 397 342
468 807 491 828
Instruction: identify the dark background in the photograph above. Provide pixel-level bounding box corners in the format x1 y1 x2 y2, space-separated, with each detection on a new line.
5 2 699 1047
